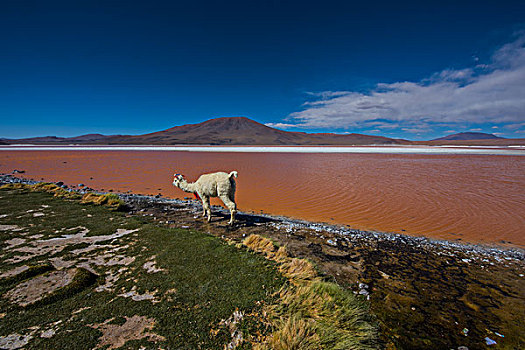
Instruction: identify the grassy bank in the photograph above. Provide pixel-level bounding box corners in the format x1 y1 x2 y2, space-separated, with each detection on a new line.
0 184 378 349
0 185 284 348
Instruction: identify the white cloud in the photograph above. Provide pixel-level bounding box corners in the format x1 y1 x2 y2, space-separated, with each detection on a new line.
264 122 299 129
505 122 525 129
287 33 525 131
402 127 430 134
469 128 482 131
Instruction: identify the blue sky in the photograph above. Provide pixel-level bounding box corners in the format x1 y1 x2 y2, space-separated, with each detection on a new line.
1 0 524 140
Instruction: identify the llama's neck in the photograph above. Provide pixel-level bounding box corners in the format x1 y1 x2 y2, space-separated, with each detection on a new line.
177 179 198 194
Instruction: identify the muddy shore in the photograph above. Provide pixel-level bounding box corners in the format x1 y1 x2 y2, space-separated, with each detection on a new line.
1 175 524 349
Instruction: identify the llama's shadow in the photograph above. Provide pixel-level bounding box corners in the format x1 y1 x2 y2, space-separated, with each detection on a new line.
212 211 277 227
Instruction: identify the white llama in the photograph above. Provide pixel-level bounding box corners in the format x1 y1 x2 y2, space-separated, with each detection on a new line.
172 171 238 224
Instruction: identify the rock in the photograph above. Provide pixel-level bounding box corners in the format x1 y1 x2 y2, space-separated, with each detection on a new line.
78 183 84 187
485 337 497 345
327 239 337 246
378 270 390 279
0 333 33 349
12 170 25 174
359 282 369 289
40 329 56 338
457 346 469 350
55 181 64 187
359 289 369 296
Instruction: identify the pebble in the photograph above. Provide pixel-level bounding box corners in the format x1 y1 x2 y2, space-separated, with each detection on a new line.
359 282 369 289
485 337 497 345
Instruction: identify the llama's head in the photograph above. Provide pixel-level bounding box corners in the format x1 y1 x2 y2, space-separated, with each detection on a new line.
172 173 185 187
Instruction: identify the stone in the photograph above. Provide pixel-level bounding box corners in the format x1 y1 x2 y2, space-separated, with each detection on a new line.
0 333 33 349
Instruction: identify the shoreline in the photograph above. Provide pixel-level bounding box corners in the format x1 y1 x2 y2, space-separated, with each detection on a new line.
1 174 523 260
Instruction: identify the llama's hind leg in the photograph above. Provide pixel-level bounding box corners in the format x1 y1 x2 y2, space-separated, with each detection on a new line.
202 196 212 222
219 195 237 225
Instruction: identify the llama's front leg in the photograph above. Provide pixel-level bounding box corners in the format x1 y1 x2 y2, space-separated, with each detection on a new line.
219 195 237 225
202 196 212 222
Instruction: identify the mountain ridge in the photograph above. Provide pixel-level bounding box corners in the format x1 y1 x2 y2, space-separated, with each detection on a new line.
2 117 525 146
432 132 504 141
3 117 409 146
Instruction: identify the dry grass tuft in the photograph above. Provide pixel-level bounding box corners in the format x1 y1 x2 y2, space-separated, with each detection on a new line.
268 282 379 350
273 246 288 262
30 183 80 199
1 183 80 199
243 235 275 255
81 193 125 210
243 234 379 350
0 183 28 190
279 258 318 284
269 316 320 350
81 193 104 205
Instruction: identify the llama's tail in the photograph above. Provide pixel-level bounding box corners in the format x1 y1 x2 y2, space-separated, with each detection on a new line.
229 171 238 178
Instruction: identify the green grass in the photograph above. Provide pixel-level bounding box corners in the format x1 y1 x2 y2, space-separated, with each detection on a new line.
0 187 284 349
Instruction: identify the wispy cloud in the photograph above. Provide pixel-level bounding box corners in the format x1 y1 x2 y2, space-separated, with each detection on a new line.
286 33 525 136
264 122 299 129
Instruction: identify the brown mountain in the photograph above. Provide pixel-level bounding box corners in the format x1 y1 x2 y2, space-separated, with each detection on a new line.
5 134 113 144
416 138 525 146
416 132 525 146
3 117 405 145
432 132 503 141
102 117 407 145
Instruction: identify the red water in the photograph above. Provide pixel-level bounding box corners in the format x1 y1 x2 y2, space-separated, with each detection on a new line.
2 150 524 247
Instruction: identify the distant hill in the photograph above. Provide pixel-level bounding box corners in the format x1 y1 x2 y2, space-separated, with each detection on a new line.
3 117 408 146
6 134 113 144
432 132 503 141
105 117 408 145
